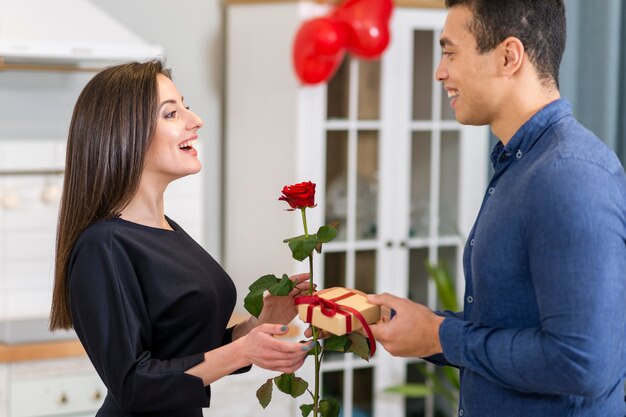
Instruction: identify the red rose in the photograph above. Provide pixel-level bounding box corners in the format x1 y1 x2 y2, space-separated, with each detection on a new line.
278 181 316 210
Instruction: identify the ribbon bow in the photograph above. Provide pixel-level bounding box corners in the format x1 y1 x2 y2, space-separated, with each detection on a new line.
295 291 376 357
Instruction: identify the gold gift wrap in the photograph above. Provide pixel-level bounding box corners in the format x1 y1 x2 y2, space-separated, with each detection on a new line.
296 287 381 336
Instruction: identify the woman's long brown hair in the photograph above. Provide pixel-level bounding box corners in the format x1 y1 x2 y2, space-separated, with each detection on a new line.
49 60 171 331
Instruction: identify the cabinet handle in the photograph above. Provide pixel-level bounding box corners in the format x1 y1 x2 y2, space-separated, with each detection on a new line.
58 393 69 405
92 389 102 401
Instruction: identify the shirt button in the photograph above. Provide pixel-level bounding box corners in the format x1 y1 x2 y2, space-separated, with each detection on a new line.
488 187 495 195
459 409 464 416
466 296 474 304
470 238 475 246
516 149 523 159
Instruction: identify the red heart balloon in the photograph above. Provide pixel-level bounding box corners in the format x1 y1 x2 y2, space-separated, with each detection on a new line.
292 17 347 85
332 0 393 58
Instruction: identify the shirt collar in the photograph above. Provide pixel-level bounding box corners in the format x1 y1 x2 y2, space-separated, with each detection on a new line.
490 98 573 168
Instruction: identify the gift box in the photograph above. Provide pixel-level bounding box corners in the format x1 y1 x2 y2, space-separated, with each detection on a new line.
296 287 381 336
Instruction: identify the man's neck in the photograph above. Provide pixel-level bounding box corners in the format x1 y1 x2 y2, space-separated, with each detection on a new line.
492 87 561 145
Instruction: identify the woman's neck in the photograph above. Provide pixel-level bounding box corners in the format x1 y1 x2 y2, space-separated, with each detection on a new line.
118 183 171 230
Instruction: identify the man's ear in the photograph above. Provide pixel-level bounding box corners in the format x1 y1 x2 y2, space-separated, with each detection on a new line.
500 36 525 76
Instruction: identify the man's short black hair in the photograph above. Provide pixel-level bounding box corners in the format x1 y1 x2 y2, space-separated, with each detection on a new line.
446 0 566 89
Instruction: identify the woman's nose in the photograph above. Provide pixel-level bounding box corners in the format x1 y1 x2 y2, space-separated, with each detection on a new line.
187 109 204 130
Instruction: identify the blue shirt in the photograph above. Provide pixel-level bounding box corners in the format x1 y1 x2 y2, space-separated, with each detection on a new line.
439 99 626 417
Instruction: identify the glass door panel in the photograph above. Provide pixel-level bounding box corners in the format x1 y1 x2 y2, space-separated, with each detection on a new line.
356 131 379 240
328 57 351 120
439 131 460 236
435 246 458 311
325 251 347 289
410 132 432 238
354 367 374 417
405 362 427 417
355 250 376 294
440 84 456 120
408 248 429 305
358 60 381 120
323 370 345 406
326 131 349 241
412 30 434 120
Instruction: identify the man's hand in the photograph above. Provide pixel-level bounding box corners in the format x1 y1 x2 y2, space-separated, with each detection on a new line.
368 293 444 358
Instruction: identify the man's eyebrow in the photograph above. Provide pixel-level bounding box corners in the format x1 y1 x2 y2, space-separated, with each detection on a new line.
440 37 456 48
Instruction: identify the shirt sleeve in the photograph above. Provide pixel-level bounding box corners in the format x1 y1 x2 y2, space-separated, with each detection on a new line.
439 159 626 398
69 227 211 412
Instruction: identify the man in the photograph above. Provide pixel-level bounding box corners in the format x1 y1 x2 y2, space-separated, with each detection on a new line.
369 1 626 416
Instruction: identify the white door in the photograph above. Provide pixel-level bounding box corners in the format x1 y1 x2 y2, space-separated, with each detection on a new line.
297 7 488 417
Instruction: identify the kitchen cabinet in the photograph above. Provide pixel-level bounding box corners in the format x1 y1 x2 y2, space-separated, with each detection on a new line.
225 2 488 417
0 356 104 417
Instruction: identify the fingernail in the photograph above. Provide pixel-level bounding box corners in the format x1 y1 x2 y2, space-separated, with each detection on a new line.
301 344 311 351
281 325 288 332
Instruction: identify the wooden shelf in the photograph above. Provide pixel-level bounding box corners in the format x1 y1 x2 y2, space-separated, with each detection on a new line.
0 339 86 363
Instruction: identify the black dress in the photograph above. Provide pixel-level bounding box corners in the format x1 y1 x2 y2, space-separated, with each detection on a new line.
69 216 247 416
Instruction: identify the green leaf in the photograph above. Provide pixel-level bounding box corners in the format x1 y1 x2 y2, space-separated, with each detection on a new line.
256 379 273 408
347 333 370 361
443 366 461 390
323 334 350 352
274 373 308 398
425 261 458 311
248 274 280 292
300 403 314 417
319 398 341 417
268 274 295 296
243 292 263 318
385 383 433 397
244 274 281 318
316 225 337 243
288 235 319 261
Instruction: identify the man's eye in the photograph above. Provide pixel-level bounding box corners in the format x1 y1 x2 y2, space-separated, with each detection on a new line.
184 105 190 111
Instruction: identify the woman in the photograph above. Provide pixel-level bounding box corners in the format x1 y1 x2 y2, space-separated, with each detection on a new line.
49 60 312 416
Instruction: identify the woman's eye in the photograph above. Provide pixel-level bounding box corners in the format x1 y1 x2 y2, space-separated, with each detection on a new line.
165 110 177 119
184 105 190 111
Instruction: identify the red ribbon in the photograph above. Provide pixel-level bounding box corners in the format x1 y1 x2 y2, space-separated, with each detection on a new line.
295 291 376 357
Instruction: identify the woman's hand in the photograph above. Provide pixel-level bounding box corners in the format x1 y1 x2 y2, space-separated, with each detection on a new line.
257 272 312 326
238 323 314 373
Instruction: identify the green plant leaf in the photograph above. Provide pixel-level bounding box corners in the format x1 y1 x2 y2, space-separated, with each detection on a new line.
274 373 308 398
385 383 432 397
319 398 341 417
256 379 273 408
268 274 295 296
249 274 280 292
288 235 319 261
300 403 314 417
243 274 281 318
316 225 337 243
443 366 461 390
347 333 370 361
425 261 458 311
323 335 350 352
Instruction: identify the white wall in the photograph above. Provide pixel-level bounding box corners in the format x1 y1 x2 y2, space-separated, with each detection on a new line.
89 0 224 258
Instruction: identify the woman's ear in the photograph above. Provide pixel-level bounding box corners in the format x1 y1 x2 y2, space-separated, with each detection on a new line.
499 36 525 76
